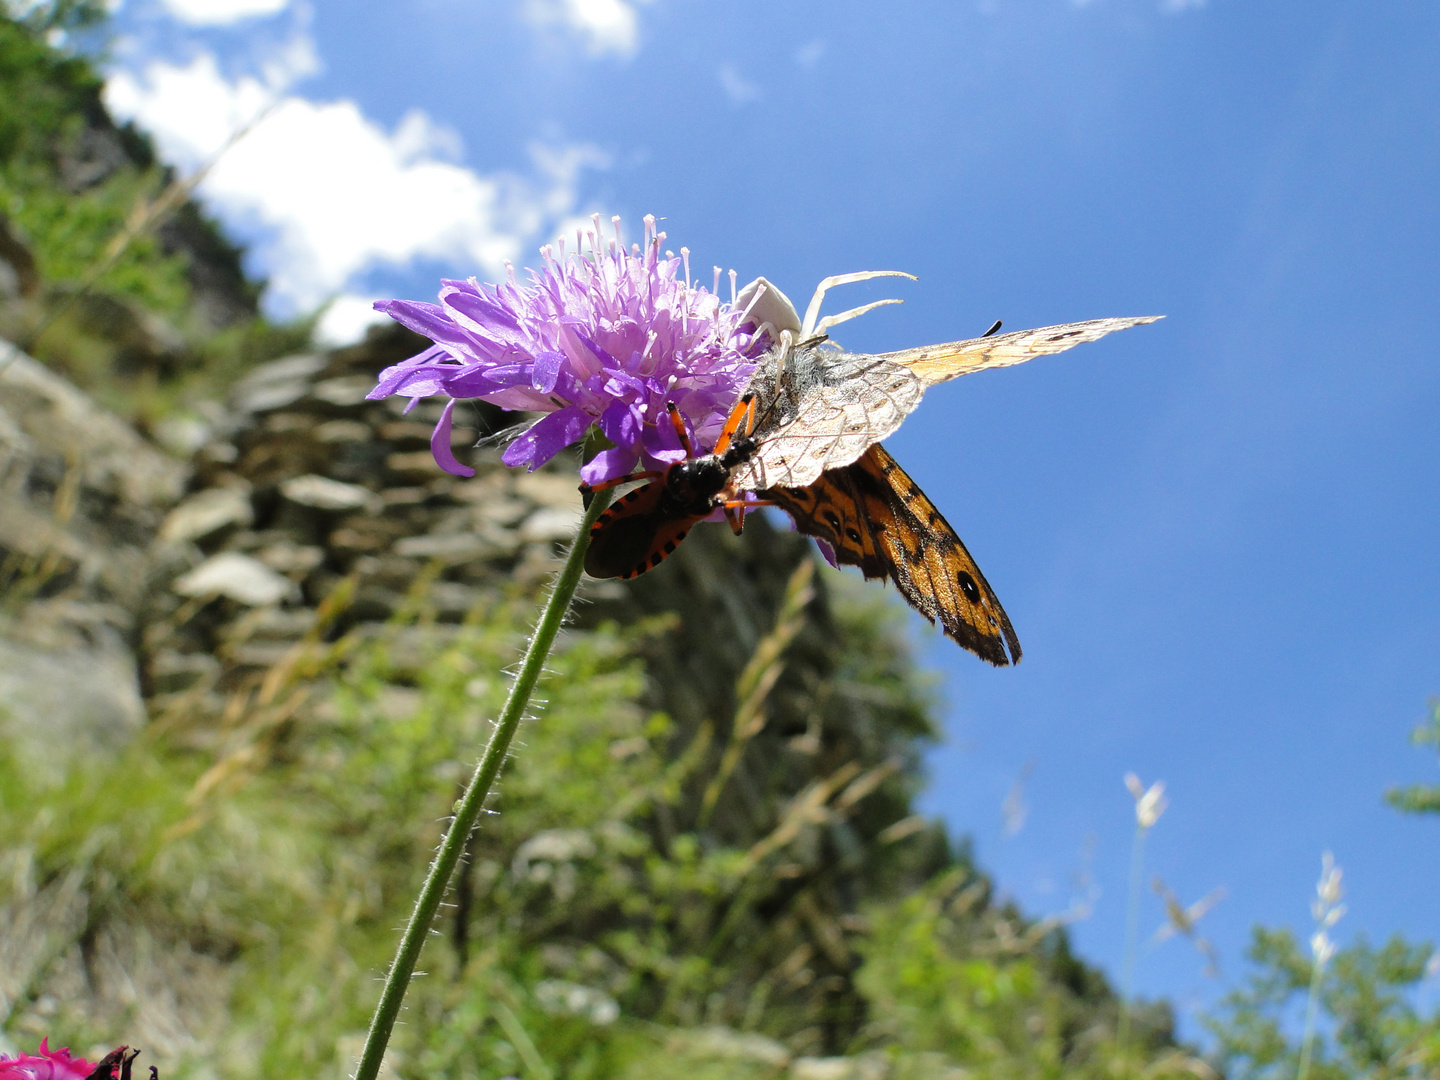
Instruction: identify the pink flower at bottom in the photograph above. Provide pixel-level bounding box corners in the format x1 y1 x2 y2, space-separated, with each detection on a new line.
1 1040 99 1080
1 1042 151 1080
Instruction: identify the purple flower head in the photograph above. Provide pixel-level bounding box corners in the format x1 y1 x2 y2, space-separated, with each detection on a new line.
369 214 774 484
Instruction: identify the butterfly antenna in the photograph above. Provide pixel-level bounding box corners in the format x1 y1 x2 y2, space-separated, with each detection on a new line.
665 401 694 456
982 319 1003 337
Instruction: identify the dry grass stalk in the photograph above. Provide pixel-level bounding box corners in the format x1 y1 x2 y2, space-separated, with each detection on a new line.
698 559 816 827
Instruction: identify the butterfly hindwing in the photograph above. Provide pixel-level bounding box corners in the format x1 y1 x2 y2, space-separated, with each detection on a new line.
765 444 1021 666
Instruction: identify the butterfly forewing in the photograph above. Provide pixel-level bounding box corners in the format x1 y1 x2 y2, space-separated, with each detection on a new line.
764 444 1021 666
728 316 1161 492
877 315 1164 387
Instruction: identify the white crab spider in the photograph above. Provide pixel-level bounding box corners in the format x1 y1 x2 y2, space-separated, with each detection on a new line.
734 270 917 357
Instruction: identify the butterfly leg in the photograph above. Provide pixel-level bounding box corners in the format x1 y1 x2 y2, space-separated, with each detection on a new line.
800 270 918 339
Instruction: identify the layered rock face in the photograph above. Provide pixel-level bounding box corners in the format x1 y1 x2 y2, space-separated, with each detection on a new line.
0 341 185 778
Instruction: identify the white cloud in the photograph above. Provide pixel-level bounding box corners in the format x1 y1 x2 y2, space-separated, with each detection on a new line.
523 0 653 59
157 0 290 25
104 49 605 315
717 63 761 105
313 293 389 347
795 40 825 69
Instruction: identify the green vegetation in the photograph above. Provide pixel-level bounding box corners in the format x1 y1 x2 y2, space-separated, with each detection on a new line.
1384 701 1440 816
1 569 1192 1080
0 4 308 420
1205 930 1440 1080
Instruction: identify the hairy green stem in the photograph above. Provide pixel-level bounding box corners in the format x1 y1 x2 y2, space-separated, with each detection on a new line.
352 488 610 1080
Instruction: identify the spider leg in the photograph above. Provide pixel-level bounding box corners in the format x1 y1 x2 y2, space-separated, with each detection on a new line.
800 270 918 340
814 298 906 337
664 400 694 456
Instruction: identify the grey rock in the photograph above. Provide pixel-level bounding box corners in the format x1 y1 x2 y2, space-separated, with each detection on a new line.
520 505 584 542
280 474 380 512
173 552 297 606
310 376 375 407
0 619 145 782
159 485 253 544
0 347 182 769
314 419 371 443
393 532 498 562
671 1027 791 1069
254 540 325 574
0 343 186 511
514 471 583 508
234 380 309 414
231 353 326 414
239 353 327 386
149 648 221 693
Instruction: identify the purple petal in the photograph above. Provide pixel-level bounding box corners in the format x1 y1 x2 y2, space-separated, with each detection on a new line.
501 405 593 470
557 323 604 379
598 400 642 452
581 445 639 485
531 351 564 394
813 538 840 569
374 299 476 352
441 282 522 334
370 360 456 400
431 398 475 478
640 409 687 464
483 386 567 412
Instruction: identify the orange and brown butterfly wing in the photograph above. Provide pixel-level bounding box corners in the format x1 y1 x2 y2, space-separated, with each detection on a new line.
765 444 1021 666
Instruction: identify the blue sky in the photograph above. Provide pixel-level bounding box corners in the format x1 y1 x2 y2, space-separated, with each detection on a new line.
101 0 1440 1035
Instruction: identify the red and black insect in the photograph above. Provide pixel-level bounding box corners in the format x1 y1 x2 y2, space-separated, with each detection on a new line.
581 394 763 579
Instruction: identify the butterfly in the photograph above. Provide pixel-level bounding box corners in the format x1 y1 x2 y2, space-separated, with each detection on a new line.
582 271 1162 664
